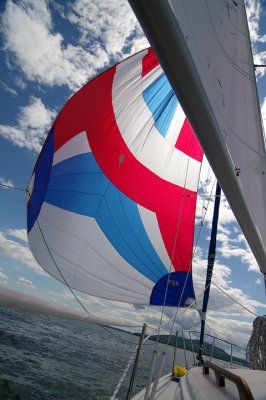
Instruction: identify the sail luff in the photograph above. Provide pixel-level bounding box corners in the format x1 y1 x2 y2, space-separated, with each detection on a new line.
129 0 266 274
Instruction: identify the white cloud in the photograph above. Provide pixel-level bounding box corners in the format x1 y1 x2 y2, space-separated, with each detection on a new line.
0 229 47 275
0 177 14 189
7 229 28 243
205 315 252 350
66 0 147 56
1 0 147 91
19 96 54 130
1 0 89 90
246 0 266 77
0 81 18 96
192 250 266 319
14 77 27 90
196 162 260 274
17 277 34 287
260 96 266 133
0 96 56 152
0 270 8 285
246 0 261 43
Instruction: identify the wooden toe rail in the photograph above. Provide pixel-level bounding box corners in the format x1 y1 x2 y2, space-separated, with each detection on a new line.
203 361 254 400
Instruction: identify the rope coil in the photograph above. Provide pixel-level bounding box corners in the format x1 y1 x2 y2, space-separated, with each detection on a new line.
246 315 266 370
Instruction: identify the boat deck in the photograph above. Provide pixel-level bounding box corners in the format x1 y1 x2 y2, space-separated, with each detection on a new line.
132 364 266 400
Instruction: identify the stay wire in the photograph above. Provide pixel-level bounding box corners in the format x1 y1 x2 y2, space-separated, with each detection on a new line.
111 278 222 399
0 183 26 192
154 144 199 344
155 191 187 348
165 178 217 348
157 142 206 348
211 280 258 317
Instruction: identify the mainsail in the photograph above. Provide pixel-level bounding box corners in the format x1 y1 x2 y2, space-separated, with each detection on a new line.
129 0 266 274
27 48 203 307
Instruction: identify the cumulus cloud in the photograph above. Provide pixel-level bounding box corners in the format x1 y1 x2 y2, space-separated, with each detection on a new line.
17 277 35 287
66 0 147 57
192 251 266 321
0 269 8 285
0 229 47 275
0 81 18 96
7 228 28 242
1 0 147 91
195 160 260 274
205 315 252 350
246 0 262 43
0 96 56 152
0 177 14 189
260 96 266 133
246 0 266 75
2 0 88 90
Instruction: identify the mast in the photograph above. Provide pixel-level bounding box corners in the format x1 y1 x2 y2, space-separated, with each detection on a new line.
197 181 221 363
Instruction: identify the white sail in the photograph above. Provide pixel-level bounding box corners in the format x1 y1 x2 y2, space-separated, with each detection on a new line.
129 0 266 274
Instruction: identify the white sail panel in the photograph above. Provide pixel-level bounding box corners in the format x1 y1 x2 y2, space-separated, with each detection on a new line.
168 0 266 244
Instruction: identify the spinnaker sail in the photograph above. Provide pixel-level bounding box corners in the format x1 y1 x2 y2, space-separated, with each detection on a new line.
27 48 203 306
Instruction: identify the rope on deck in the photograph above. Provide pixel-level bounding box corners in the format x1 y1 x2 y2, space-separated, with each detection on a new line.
246 315 266 370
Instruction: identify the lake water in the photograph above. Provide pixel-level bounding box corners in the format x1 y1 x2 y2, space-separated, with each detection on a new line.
0 307 193 399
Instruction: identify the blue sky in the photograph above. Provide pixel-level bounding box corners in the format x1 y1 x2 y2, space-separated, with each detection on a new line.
0 0 266 350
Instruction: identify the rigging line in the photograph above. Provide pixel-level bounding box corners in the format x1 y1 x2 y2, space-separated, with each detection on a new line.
154 154 194 345
111 312 188 400
165 179 217 347
183 327 247 352
159 280 213 353
97 325 154 346
157 136 204 346
0 183 26 192
211 280 258 317
112 283 212 400
205 321 221 341
183 320 201 332
167 186 215 345
111 315 175 400
27 191 150 347
155 191 187 348
201 164 212 224
156 150 195 349
204 322 246 350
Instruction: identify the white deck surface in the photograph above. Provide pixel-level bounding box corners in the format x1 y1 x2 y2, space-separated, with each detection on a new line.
132 366 266 400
